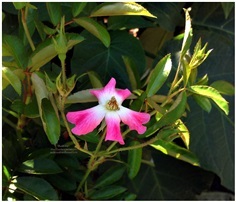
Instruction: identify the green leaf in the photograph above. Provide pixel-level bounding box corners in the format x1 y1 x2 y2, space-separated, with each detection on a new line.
189 85 229 115
122 56 140 90
94 165 126 189
89 185 127 200
47 173 77 191
210 80 235 96
2 35 28 69
91 2 156 18
72 2 87 17
221 2 234 19
128 151 215 200
29 33 84 71
13 176 58 200
18 158 63 174
71 30 146 89
29 38 56 71
186 3 234 191
181 8 192 56
151 139 200 166
46 2 61 26
2 67 21 95
127 141 142 179
31 73 60 145
66 89 98 103
87 71 103 88
13 2 26 9
146 54 172 97
142 91 187 138
74 17 110 47
193 94 212 113
41 98 60 145
176 119 190 149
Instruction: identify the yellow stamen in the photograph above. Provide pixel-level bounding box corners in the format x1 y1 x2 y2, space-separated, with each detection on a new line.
106 96 120 111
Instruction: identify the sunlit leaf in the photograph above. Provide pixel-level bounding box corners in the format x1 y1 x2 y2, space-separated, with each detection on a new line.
74 17 110 47
210 80 235 96
151 139 200 166
2 67 21 95
91 2 156 18
146 54 172 97
189 85 229 115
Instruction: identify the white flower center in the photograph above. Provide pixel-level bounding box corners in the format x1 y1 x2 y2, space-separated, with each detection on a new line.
106 96 120 111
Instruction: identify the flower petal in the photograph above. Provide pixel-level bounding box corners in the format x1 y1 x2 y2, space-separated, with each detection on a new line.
105 112 124 145
66 105 105 135
117 107 150 134
90 78 131 105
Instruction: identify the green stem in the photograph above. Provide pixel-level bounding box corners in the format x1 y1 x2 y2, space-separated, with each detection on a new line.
75 165 92 195
107 135 158 155
75 129 106 195
60 58 67 90
21 8 35 51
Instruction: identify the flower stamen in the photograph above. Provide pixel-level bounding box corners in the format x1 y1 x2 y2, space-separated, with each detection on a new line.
106 96 120 111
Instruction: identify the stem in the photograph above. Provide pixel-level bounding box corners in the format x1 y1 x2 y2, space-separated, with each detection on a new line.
76 166 92 195
107 135 158 155
21 8 35 51
61 58 67 89
75 129 106 195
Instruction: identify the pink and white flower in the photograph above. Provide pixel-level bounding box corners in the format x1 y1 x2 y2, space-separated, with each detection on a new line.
66 78 150 145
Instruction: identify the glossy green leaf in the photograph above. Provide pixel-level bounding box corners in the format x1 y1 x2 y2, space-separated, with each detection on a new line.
13 176 58 200
66 89 98 103
74 17 110 47
210 80 235 96
87 71 103 88
128 151 214 200
72 2 87 17
94 165 126 188
91 2 156 18
2 67 21 95
29 38 56 71
127 141 142 179
13 2 26 9
29 33 84 71
146 54 172 97
176 119 190 149
142 91 187 137
46 2 61 26
41 98 60 145
18 158 63 174
151 139 200 166
89 185 127 200
2 35 28 69
189 85 229 115
71 30 145 89
193 94 212 113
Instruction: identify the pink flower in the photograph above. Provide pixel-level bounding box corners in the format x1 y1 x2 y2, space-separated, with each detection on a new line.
66 78 150 145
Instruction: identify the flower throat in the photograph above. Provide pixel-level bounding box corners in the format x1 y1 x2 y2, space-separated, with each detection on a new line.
106 96 120 111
